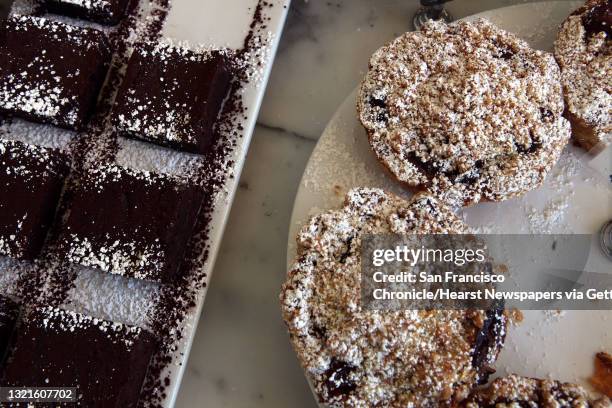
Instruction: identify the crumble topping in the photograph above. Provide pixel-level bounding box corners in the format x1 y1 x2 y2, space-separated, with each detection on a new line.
591 351 612 399
281 188 506 407
358 19 570 207
554 0 611 150
463 374 612 407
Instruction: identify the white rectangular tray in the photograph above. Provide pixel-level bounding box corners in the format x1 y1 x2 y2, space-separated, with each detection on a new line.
160 1 290 406
1 0 290 406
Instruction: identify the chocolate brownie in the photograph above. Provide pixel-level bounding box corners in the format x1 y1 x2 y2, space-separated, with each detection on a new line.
554 0 611 151
0 296 19 364
45 0 131 25
463 374 611 407
0 16 112 130
280 188 507 407
1 307 156 408
112 42 232 154
58 163 205 282
0 139 70 260
358 19 571 207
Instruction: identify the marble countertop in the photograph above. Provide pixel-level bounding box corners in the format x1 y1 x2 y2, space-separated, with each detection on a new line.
0 1 577 406
176 1 578 407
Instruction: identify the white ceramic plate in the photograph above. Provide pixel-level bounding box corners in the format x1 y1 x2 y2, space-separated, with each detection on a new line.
287 1 612 403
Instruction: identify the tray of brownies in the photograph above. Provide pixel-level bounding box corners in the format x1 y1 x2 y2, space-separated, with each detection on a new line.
0 0 289 406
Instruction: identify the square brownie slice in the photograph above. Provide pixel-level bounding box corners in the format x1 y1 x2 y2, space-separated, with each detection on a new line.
59 163 205 282
0 296 19 364
0 16 112 130
0 139 70 260
1 307 155 408
112 42 232 154
45 0 131 25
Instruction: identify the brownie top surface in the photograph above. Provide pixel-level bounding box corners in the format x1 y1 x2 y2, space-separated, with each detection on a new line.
30 306 150 347
78 162 193 192
0 296 18 359
0 139 69 183
113 41 231 146
61 163 204 280
0 15 111 127
0 296 19 326
2 15 109 50
51 0 118 12
0 139 69 258
2 306 156 407
46 0 131 25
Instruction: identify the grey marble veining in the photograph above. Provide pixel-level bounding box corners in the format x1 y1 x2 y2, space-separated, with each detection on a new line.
257 0 558 140
175 125 317 408
182 1 577 407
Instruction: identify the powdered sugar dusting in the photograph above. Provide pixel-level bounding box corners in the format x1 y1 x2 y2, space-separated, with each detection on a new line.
58 0 113 13
64 266 159 328
0 139 66 181
0 118 75 151
0 257 30 298
82 162 190 191
64 234 165 280
37 305 145 348
115 137 207 177
527 197 571 233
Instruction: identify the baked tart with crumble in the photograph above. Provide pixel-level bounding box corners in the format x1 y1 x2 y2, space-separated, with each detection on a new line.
463 374 611 407
554 0 611 151
280 188 506 407
358 20 571 207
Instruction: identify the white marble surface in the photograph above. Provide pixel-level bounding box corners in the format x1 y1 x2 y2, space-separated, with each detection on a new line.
175 1 580 407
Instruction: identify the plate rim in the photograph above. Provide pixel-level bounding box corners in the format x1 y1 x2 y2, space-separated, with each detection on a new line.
283 1 611 405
